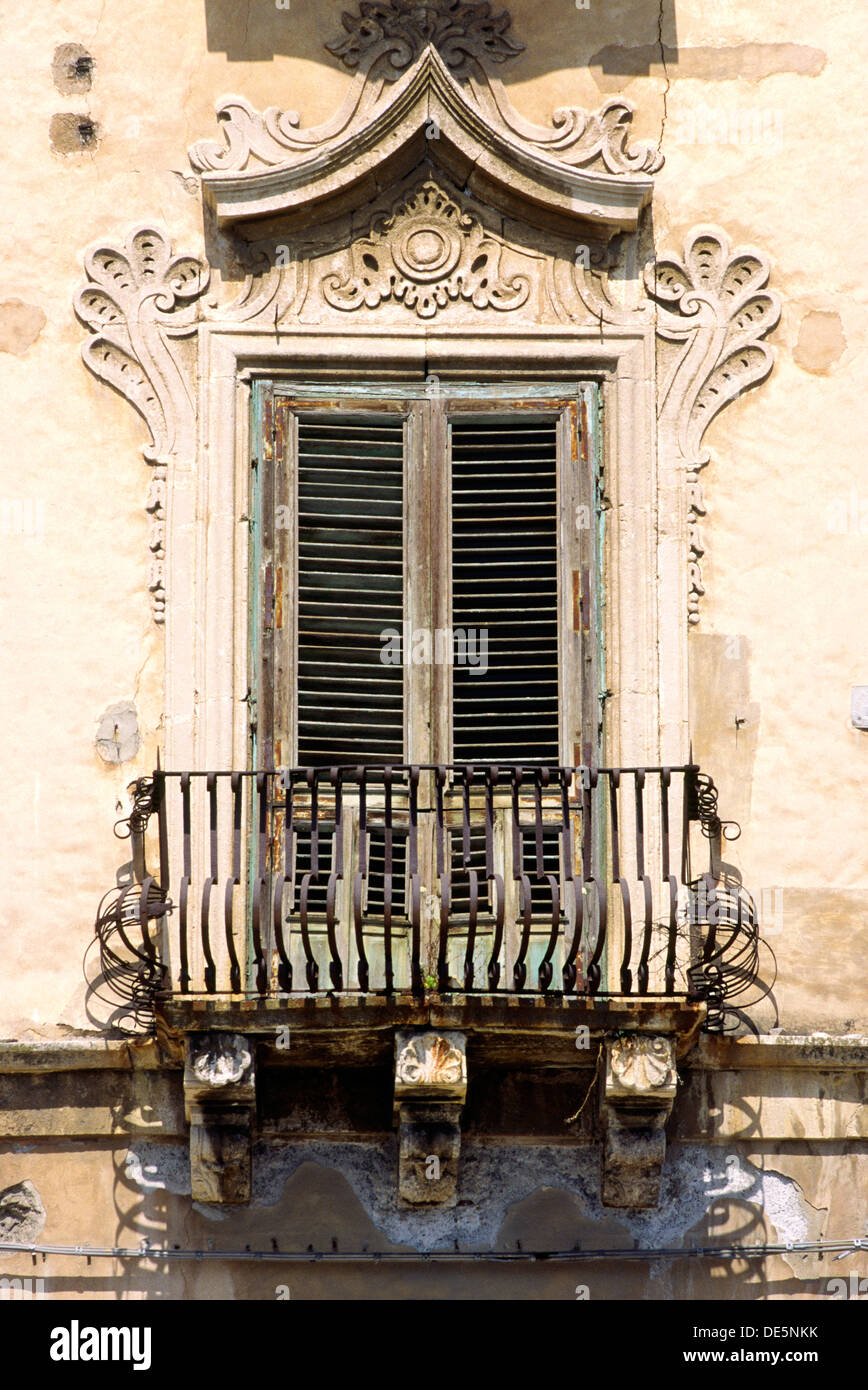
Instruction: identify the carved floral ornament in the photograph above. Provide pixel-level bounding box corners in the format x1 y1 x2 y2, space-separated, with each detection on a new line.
646 228 781 625
326 0 524 79
73 4 780 630
323 180 529 318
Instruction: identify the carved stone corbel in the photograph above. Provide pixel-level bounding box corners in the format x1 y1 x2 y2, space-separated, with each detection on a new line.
183 1032 256 1204
646 227 781 626
394 1030 467 1206
74 226 209 624
600 1034 677 1208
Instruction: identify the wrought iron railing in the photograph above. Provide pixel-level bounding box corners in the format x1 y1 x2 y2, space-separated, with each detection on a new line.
98 763 758 1019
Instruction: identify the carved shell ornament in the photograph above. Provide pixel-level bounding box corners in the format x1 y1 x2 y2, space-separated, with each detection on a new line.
326 0 524 79
610 1035 674 1091
191 1034 253 1087
396 1033 465 1085
323 180 529 319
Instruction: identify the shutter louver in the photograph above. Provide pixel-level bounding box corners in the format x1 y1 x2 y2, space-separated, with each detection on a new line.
296 414 404 765
450 416 560 764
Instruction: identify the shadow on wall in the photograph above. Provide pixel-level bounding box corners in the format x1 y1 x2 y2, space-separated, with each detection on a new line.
202 0 680 78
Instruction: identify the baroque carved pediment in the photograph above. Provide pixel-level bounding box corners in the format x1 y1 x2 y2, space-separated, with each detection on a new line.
189 41 659 232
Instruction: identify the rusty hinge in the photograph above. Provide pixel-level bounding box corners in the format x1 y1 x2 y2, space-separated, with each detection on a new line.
241 687 257 729
573 569 592 634
263 399 274 462
263 562 274 629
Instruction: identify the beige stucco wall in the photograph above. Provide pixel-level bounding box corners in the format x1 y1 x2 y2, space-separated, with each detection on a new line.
0 0 865 1037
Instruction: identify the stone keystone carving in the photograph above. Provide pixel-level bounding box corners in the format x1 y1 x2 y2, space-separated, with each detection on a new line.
74 226 209 624
646 227 780 626
323 181 530 319
600 1034 677 1208
326 0 524 79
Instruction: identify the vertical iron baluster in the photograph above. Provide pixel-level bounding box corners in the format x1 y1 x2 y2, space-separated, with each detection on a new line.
179 773 191 993
153 767 170 992
609 769 633 994
273 770 293 991
511 767 532 992
537 766 561 993
485 765 504 990
325 767 344 990
562 768 583 993
252 771 269 995
661 769 678 994
635 769 654 995
201 773 218 993
299 767 319 991
224 772 243 993
462 765 478 992
435 766 451 992
353 768 369 992
584 768 607 995
408 766 423 993
382 766 394 994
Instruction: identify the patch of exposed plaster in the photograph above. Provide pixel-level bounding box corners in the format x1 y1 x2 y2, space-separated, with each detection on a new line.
0 1180 46 1243
95 701 140 764
124 1139 827 1276
51 43 95 95
590 43 826 93
794 310 846 375
0 300 46 356
49 113 101 156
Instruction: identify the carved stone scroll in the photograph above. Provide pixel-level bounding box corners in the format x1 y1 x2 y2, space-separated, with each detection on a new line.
74 226 209 624
646 227 780 625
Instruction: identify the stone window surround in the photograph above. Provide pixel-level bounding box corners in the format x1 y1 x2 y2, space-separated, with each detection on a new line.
169 323 674 778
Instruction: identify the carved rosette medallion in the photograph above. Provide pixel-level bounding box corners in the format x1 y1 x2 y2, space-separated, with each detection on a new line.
322 181 530 319
75 227 209 624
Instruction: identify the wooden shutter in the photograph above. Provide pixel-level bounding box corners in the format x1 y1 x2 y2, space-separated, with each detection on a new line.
449 414 560 764
295 413 404 765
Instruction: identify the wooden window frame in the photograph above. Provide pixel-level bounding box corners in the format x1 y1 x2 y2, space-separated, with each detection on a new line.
252 380 602 773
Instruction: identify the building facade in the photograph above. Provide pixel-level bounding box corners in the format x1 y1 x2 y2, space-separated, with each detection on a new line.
0 0 865 1301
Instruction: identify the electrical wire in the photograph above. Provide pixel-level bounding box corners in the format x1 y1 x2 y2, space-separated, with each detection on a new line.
0 1238 863 1264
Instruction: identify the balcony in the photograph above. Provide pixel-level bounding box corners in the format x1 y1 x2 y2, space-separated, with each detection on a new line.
97 761 757 1207
100 762 754 1035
